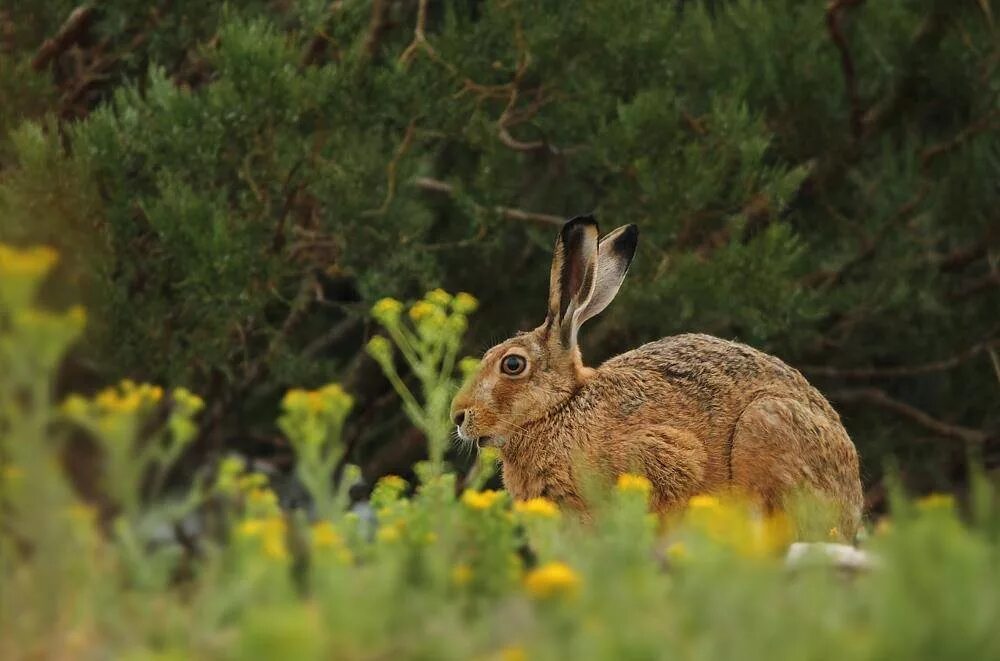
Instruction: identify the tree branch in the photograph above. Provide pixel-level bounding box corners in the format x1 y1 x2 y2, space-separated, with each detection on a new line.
803 339 1000 378
32 5 95 71
828 387 990 444
825 0 866 141
412 177 563 227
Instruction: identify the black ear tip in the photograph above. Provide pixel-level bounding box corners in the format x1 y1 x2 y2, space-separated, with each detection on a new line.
613 224 639 256
562 214 599 238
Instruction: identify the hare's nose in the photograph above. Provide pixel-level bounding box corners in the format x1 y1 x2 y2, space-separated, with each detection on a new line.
452 410 466 427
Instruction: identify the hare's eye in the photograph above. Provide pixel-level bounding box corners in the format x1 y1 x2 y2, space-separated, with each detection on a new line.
500 354 527 376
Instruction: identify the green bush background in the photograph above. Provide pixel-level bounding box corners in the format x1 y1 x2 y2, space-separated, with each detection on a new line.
1 0 997 497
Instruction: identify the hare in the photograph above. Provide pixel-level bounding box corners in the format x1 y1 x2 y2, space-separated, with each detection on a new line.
450 216 863 536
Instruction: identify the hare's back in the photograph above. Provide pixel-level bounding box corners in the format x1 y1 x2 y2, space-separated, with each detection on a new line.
605 333 826 413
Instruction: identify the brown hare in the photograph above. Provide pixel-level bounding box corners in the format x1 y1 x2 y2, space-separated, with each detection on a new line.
450 215 863 535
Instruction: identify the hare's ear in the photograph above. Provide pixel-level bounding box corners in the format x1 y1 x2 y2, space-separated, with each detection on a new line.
572 224 638 329
546 215 599 347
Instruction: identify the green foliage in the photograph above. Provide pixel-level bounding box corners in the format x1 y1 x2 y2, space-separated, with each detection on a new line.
0 1 996 489
2 267 1000 659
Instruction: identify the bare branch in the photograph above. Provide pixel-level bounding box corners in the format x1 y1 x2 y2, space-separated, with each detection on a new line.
398 0 431 66
412 177 563 227
828 387 990 444
825 0 866 141
366 120 418 216
32 5 95 71
362 0 388 58
803 339 1000 378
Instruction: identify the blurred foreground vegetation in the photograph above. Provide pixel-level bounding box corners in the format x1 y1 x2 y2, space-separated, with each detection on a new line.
3 245 1000 660
0 1 997 499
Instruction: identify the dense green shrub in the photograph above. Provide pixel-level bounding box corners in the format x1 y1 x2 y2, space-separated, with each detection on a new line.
0 1 997 491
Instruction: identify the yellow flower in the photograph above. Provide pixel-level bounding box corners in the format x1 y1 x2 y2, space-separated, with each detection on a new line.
462 489 502 510
1 465 23 483
377 474 408 492
687 494 721 509
514 497 559 519
236 472 268 492
172 387 204 414
0 244 58 276
372 297 403 322
319 383 352 409
238 516 288 561
238 519 264 537
478 446 500 465
311 521 343 549
684 496 791 558
916 493 955 512
426 288 452 307
376 522 403 543
366 335 393 364
66 503 97 526
60 394 89 417
282 388 309 410
408 300 436 322
246 487 279 513
616 473 652 496
499 646 527 661
458 357 481 378
524 561 581 599
452 292 479 314
828 526 840 540
666 541 687 562
451 563 473 586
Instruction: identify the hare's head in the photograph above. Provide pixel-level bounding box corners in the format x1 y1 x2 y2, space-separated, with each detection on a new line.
450 215 638 448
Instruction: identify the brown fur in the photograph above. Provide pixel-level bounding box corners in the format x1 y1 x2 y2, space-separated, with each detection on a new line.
450 219 863 536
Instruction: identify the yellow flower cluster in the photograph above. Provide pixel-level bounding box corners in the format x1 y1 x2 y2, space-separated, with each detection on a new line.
514 497 560 519
916 493 955 512
371 297 403 322
376 521 405 543
451 563 473 586
369 289 479 342
458 356 481 378
238 515 288 561
683 494 792 558
310 521 353 564
688 494 720 509
616 473 652 496
0 244 63 312
282 384 353 417
409 300 438 322
499 646 527 661
0 244 58 277
377 474 408 493
524 561 581 599
462 489 503 510
452 292 478 314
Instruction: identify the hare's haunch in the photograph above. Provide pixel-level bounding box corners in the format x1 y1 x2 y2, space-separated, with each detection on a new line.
451 216 863 535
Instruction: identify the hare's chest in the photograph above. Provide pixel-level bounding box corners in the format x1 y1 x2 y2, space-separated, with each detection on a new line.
500 450 581 508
